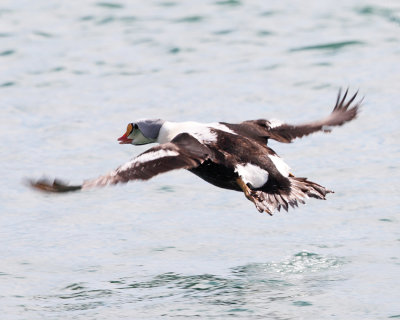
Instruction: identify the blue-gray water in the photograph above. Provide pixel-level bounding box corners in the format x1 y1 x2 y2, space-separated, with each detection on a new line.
1 1 399 319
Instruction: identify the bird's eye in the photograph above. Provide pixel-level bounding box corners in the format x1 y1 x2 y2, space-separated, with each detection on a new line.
133 123 138 130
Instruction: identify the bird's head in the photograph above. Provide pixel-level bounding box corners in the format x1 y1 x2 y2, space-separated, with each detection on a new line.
118 119 164 145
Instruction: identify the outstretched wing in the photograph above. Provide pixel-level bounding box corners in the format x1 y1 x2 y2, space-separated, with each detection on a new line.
224 89 362 144
29 133 211 193
265 89 361 143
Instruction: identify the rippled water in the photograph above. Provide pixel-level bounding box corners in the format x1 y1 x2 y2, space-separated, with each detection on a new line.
1 0 399 319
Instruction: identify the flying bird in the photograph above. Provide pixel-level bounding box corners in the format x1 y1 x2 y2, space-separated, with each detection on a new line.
30 89 361 215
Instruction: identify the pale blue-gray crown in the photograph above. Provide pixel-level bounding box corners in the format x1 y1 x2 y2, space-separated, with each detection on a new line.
135 119 165 139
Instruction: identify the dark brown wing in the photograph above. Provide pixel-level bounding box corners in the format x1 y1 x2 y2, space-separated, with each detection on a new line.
223 89 362 144
29 133 211 193
267 89 361 143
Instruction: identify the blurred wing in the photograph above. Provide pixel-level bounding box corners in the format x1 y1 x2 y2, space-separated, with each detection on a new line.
29 133 211 193
232 89 362 144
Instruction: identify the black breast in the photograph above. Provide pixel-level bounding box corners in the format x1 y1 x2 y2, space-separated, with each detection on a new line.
188 159 241 192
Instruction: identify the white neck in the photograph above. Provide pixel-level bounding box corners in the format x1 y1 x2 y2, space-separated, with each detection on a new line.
157 121 190 144
157 121 239 144
157 121 221 144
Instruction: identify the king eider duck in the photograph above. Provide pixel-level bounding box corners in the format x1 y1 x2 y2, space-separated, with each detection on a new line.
30 89 361 215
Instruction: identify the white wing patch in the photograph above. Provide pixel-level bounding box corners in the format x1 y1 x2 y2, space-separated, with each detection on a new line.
268 155 291 177
235 163 269 188
209 123 237 135
192 127 217 143
268 119 283 128
118 149 180 171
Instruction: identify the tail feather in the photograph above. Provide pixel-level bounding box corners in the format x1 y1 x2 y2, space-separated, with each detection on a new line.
250 177 333 214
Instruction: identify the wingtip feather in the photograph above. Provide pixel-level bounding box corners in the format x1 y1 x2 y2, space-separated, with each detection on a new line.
28 178 82 193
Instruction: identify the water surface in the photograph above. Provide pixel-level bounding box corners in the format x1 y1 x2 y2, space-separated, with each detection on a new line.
0 0 399 319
